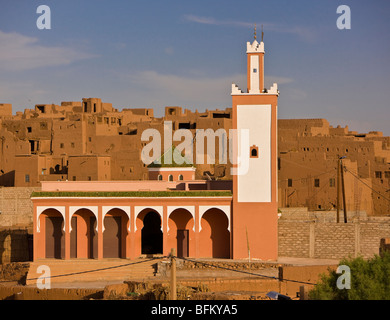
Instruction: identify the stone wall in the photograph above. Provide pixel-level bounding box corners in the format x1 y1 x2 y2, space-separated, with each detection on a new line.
0 187 40 229
278 208 390 259
0 229 32 264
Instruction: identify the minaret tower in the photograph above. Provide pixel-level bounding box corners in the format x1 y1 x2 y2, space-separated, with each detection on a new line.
231 27 279 260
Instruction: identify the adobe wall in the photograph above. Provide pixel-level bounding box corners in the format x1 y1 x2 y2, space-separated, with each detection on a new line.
0 187 40 229
278 210 390 259
0 229 31 264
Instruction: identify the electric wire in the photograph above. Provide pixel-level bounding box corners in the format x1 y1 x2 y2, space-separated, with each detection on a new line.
344 167 390 203
0 255 320 287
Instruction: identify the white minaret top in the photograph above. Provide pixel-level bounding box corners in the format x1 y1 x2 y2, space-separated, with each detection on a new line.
246 40 265 53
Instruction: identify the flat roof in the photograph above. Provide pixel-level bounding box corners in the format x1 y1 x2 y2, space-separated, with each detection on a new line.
31 190 232 198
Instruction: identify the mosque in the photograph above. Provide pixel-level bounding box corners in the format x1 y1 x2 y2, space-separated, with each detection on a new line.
31 32 279 262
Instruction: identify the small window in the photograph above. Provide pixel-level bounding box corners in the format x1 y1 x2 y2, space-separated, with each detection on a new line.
385 171 390 179
253 68 257 73
25 174 30 183
88 176 92 181
178 174 183 181
168 174 173 182
72 176 76 181
287 179 292 187
329 178 335 187
70 142 75 148
375 171 382 179
158 174 163 181
27 127 32 133
314 179 320 188
60 143 64 148
250 145 259 158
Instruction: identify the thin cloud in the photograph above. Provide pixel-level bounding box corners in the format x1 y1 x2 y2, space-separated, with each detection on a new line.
120 70 293 110
182 14 316 42
0 30 97 71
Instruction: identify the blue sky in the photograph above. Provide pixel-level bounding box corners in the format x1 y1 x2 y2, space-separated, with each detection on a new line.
1 0 389 135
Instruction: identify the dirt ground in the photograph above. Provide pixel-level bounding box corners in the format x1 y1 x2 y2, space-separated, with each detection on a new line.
0 257 338 300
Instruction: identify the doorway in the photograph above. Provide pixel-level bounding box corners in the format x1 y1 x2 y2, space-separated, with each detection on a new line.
141 211 163 254
45 216 64 259
103 216 122 258
177 229 189 258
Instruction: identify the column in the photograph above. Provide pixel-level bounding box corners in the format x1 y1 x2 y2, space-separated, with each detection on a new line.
64 205 70 260
98 205 103 259
163 205 168 256
194 205 200 258
128 205 135 259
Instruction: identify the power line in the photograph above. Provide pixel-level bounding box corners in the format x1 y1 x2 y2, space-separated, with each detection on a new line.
344 167 390 203
178 256 318 286
1 255 320 287
0 256 164 284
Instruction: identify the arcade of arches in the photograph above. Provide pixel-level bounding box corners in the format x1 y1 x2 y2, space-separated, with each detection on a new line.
33 199 232 260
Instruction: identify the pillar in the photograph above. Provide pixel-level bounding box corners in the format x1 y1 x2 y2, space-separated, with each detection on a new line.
64 206 70 260
98 206 103 259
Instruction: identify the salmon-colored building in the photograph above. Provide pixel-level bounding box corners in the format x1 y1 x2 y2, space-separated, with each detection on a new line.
31 35 279 261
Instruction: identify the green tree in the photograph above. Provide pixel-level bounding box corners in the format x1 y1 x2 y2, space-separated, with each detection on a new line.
309 251 390 300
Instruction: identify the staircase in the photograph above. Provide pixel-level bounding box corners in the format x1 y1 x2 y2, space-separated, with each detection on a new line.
26 257 163 287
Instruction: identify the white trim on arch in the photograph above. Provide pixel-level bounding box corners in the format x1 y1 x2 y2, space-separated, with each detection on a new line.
69 206 99 233
102 206 131 232
134 206 164 232
36 206 66 233
167 206 195 232
199 205 231 232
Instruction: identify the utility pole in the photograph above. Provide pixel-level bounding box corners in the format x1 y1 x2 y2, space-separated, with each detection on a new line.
340 158 348 223
337 158 341 223
170 248 177 300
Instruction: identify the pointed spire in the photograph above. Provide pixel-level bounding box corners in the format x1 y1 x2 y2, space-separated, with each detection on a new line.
254 23 257 40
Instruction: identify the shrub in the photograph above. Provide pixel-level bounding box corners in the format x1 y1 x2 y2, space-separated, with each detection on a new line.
309 251 390 300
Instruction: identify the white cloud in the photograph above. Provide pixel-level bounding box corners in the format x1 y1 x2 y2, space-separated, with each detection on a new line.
0 30 96 71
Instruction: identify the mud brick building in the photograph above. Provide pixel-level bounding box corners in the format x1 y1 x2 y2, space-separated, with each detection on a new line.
278 119 390 216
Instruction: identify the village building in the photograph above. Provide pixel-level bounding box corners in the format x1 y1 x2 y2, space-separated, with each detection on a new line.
30 35 280 261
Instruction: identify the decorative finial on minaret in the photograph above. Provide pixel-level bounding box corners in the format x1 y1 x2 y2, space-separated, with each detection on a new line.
254 23 257 40
261 24 264 42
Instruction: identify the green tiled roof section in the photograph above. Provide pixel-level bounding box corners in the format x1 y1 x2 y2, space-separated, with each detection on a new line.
147 145 194 168
31 191 232 198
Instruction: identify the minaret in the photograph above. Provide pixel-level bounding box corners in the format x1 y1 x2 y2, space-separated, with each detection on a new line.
231 28 279 260
246 24 265 93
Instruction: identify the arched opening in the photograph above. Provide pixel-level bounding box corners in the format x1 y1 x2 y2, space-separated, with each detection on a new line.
168 209 194 258
250 145 259 158
168 174 173 182
70 209 97 259
178 174 183 181
200 208 230 258
141 211 163 254
103 209 129 258
43 209 65 259
158 174 163 181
